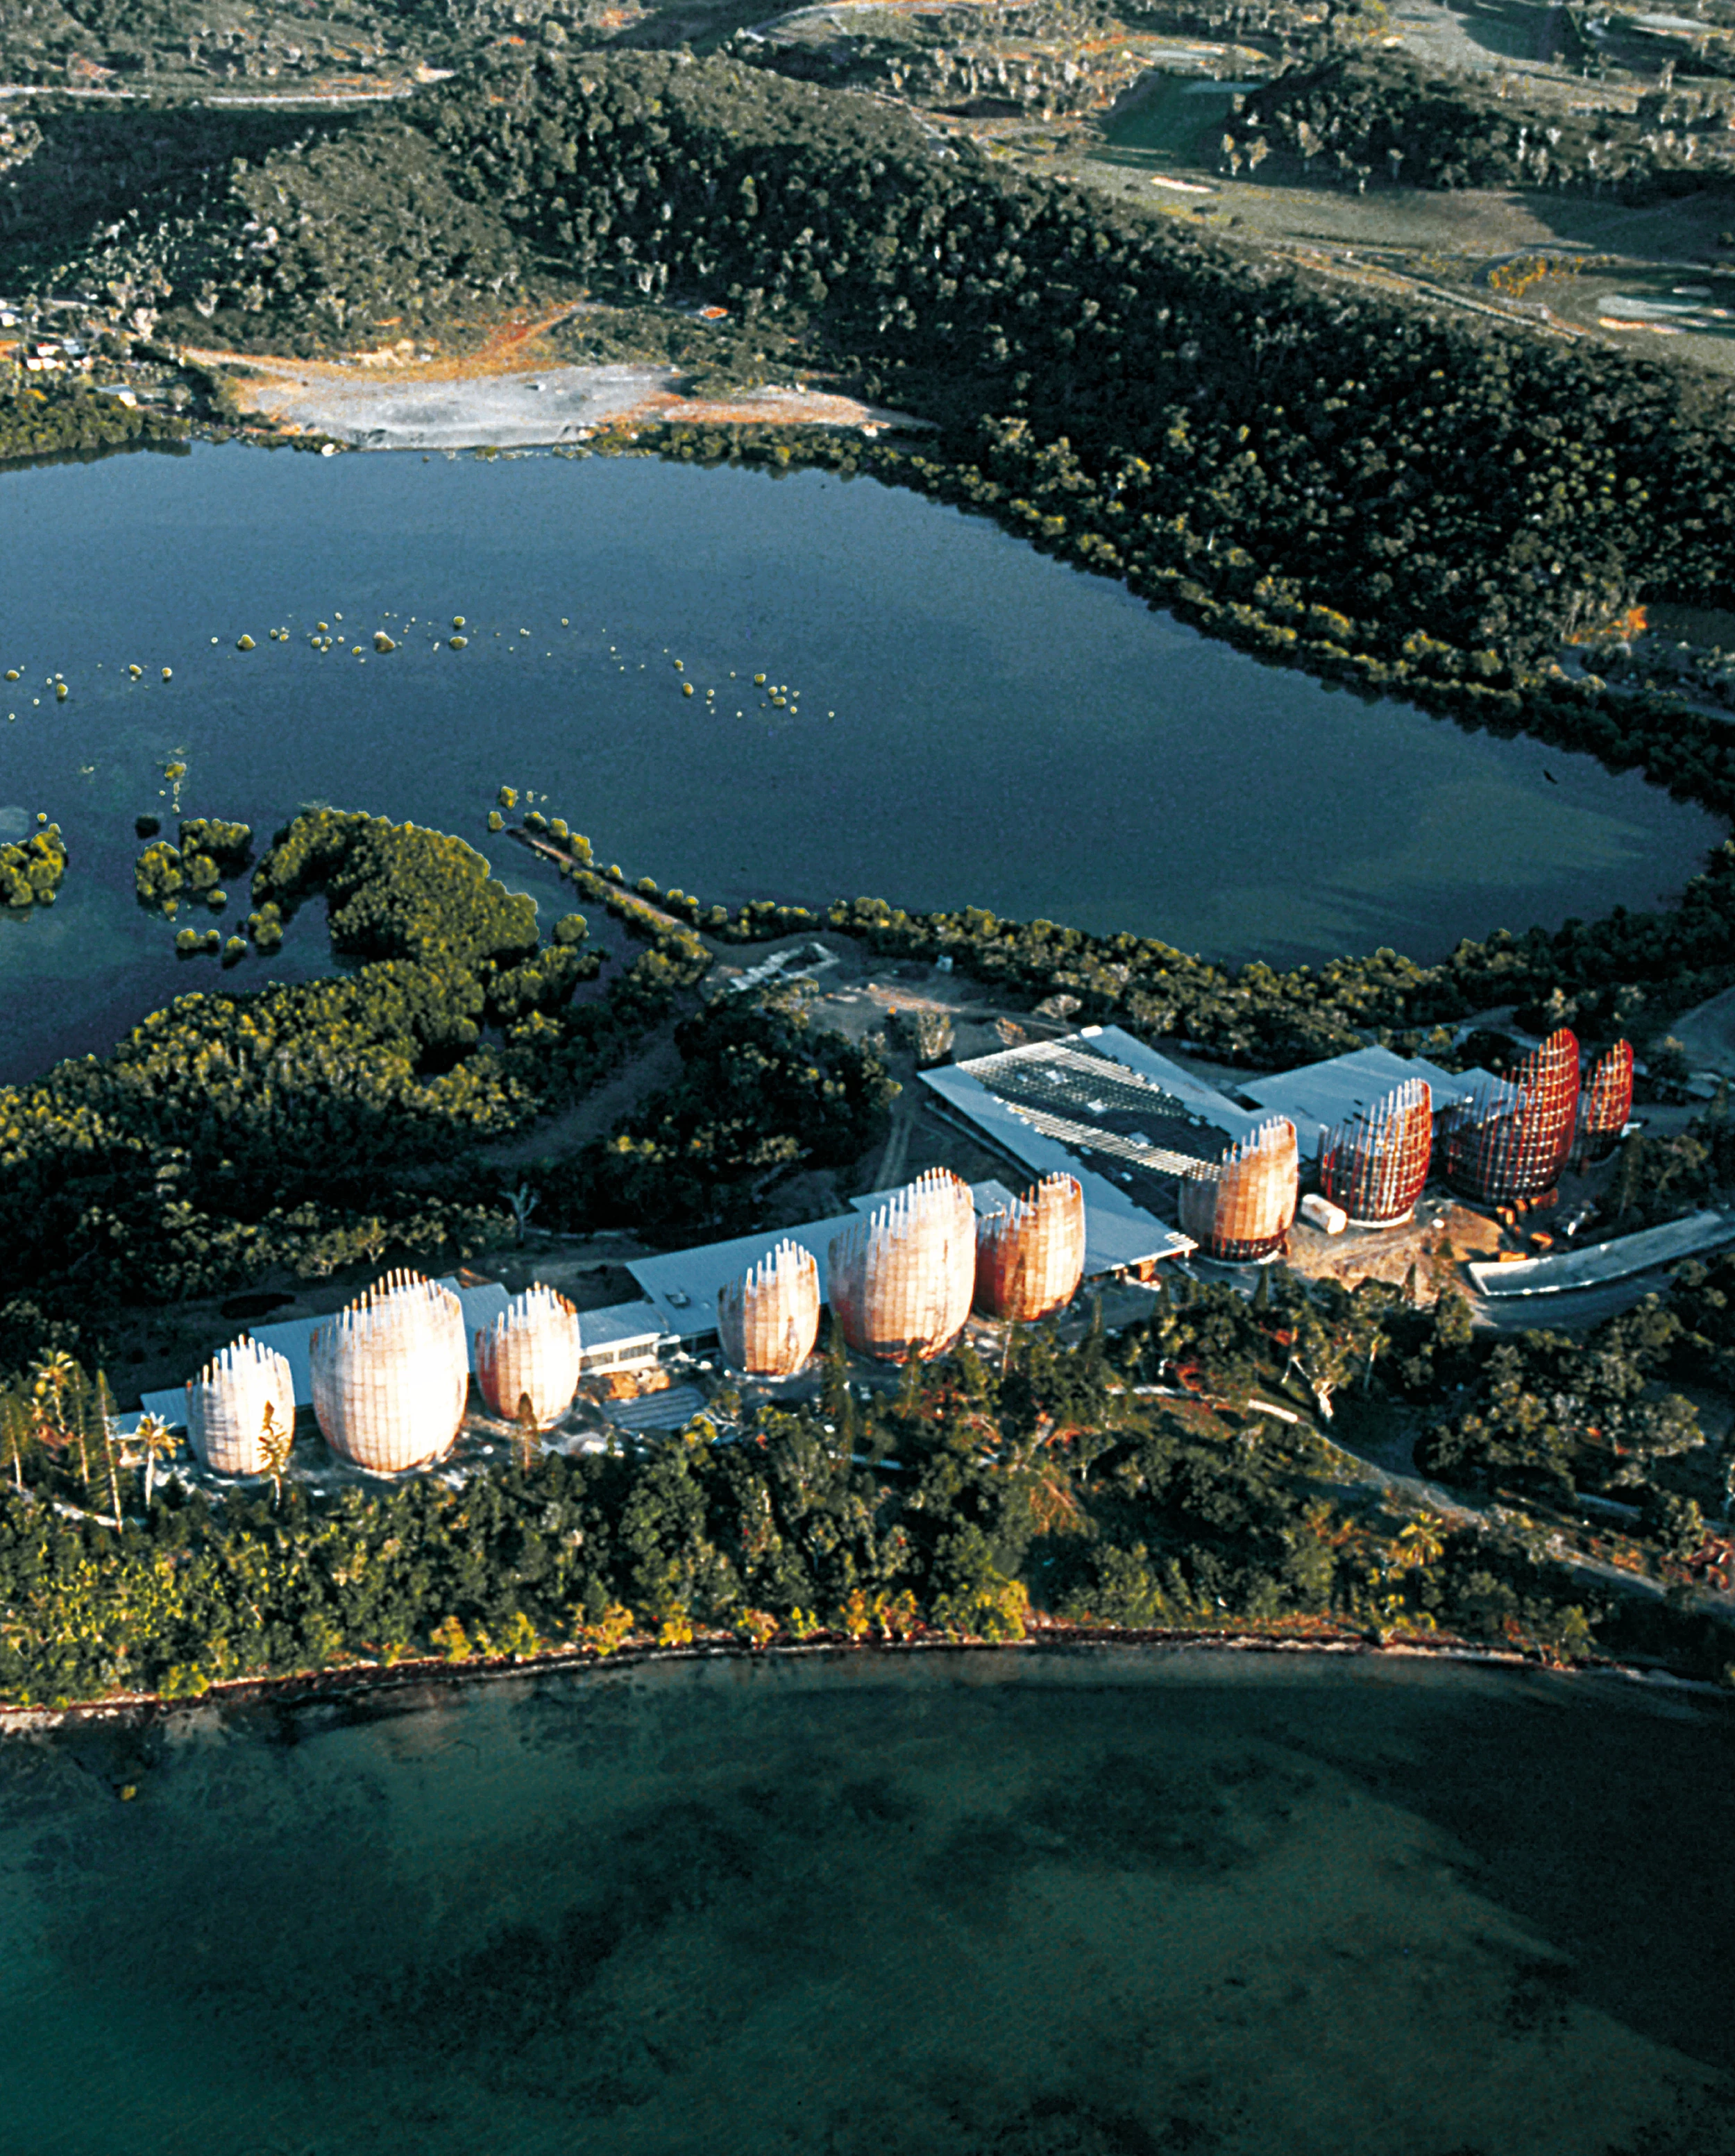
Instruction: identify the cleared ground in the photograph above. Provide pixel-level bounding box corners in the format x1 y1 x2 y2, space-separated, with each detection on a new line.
211 353 918 447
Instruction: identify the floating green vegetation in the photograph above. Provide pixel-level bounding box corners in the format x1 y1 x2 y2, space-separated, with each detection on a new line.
135 819 254 916
0 820 66 911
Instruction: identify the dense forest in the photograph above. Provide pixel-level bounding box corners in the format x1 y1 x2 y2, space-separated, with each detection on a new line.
0 377 187 463
542 992 897 1237
2 1274 1731 1708
0 808 689 1302
18 50 1729 693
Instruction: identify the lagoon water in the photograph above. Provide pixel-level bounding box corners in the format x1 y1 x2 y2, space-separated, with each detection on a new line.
0 441 1723 1082
0 1649 1731 2156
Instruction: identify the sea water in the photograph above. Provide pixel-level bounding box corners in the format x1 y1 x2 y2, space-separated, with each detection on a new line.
0 1648 1729 2155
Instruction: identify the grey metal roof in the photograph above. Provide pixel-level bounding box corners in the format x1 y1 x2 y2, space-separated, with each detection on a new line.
627 1214 861 1339
578 1299 670 1355
1469 1208 1735 1298
627 1166 1192 1341
918 1055 1199 1273
604 1383 713 1433
950 1026 1260 1147
847 1178 1019 1216
1239 1046 1499 1155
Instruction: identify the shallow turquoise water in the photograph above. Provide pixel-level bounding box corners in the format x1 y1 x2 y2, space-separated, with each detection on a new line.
0 441 1721 1079
0 1649 1730 2156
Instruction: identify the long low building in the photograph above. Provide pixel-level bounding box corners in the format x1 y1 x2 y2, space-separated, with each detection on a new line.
575 1299 670 1373
626 1182 1008 1345
128 1275 510 1432
1469 1208 1735 1298
625 1171 1191 1346
926 1027 1518 1189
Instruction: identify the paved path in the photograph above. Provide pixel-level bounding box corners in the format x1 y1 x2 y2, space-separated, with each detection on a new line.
1663 983 1735 1078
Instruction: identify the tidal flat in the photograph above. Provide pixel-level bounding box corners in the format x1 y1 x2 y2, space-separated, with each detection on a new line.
1 1649 1730 2156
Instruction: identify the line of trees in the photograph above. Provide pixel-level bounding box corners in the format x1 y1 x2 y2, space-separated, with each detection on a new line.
5 1270 1730 1710
518 755 1735 1076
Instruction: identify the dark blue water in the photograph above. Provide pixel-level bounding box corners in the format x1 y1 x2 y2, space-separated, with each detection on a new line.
1 1649 1730 2156
0 440 1720 1081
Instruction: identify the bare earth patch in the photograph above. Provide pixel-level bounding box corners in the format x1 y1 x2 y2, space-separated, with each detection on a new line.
199 341 927 449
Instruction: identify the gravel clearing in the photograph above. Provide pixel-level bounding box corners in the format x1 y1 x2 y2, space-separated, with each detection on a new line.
219 356 920 448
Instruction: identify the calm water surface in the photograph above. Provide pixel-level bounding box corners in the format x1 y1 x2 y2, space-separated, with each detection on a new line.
0 1649 1730 2156
0 442 1721 1080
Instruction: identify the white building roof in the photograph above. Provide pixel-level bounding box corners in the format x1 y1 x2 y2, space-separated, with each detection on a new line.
578 1299 670 1358
627 1209 862 1340
627 1181 1015 1339
1239 1046 1500 1155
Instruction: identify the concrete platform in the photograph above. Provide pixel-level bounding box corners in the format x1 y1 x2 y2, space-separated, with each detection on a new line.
1469 1208 1735 1298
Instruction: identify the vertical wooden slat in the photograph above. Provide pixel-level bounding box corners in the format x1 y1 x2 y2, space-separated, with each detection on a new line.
718 1241 822 1375
185 1336 296 1477
475 1286 582 1425
828 1170 976 1361
310 1273 468 1473
974 1173 1086 1321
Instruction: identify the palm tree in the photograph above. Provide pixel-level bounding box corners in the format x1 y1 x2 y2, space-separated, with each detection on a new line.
31 1348 79 1452
92 1370 123 1526
257 1404 294 1511
28 1350 83 1493
512 1393 539 1474
0 1386 32 1493
129 1413 178 1511
507 1183 538 1243
1396 1518 1448 1571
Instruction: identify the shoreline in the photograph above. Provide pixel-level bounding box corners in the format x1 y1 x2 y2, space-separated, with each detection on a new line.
3 1622 1722 1740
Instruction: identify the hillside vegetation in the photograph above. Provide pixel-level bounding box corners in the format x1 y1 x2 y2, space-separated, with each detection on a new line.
40 51 1732 702
1226 51 1735 192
